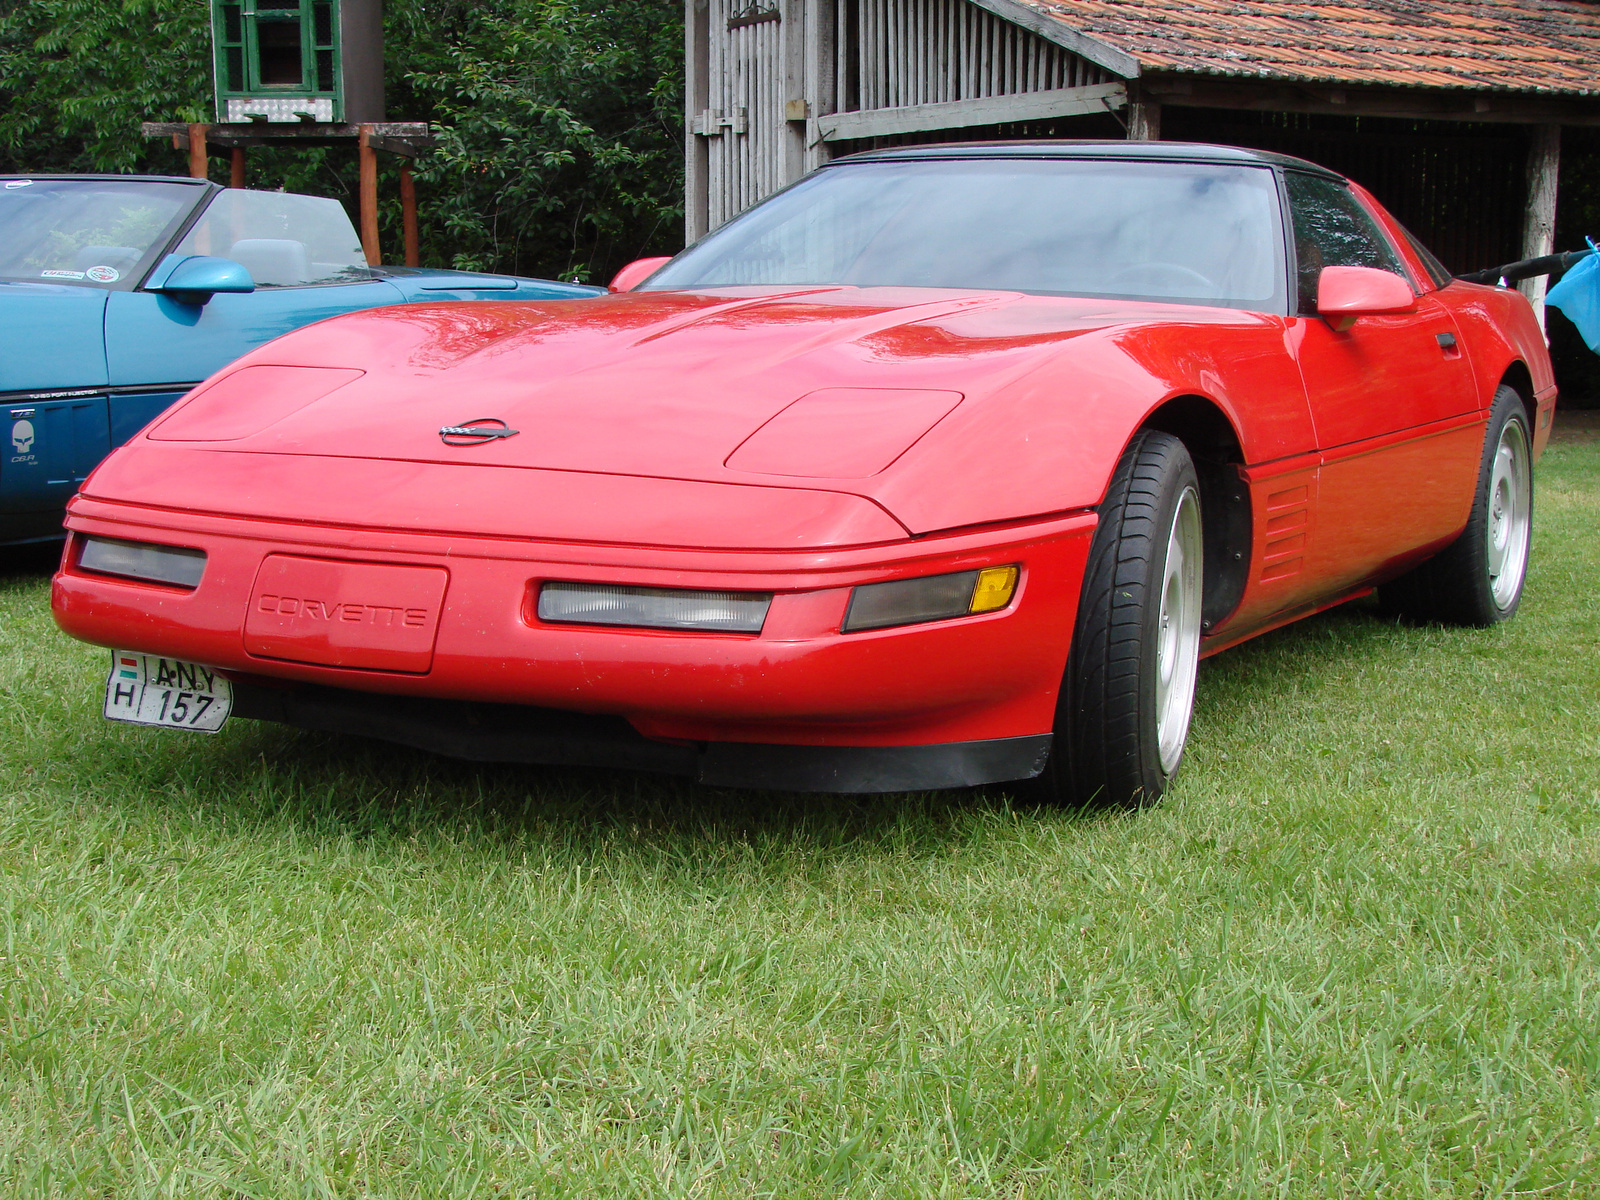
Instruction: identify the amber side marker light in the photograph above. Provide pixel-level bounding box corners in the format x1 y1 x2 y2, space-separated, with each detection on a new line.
77 536 206 589
843 565 1019 632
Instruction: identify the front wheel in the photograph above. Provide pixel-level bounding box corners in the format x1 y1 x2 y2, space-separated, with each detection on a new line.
1033 430 1203 808
1379 385 1534 626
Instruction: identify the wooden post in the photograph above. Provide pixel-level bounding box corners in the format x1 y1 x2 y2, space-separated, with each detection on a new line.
358 123 380 266
802 0 836 174
400 162 419 267
684 0 711 243
230 147 246 189
782 0 807 187
1520 124 1560 330
1127 101 1161 141
187 123 209 179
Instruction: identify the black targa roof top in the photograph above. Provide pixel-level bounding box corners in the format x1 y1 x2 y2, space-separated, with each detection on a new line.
0 174 214 186
832 140 1344 179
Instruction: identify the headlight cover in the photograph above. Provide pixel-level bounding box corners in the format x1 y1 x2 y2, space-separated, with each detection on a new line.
78 536 207 589
148 365 364 442
537 581 771 633
843 565 1018 632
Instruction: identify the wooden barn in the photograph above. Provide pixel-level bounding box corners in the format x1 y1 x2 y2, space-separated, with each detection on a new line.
684 0 1600 320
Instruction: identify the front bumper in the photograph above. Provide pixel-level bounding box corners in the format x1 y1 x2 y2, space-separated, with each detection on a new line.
53 496 1095 777
232 680 1054 792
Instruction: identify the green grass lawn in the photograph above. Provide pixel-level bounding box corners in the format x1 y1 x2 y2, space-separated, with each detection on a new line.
3 439 1597 1199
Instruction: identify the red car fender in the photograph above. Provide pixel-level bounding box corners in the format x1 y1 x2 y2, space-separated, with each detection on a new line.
868 313 1303 534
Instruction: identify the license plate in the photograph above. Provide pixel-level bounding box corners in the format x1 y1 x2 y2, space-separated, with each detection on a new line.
103 651 232 733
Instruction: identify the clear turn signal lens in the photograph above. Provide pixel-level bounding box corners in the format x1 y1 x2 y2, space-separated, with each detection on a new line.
77 536 207 589
842 565 1018 632
537 581 771 633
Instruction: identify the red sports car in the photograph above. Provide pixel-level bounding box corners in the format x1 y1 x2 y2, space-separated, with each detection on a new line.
51 143 1552 805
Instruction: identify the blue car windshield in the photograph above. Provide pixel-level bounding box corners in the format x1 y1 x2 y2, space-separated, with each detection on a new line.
173 189 372 287
0 178 200 288
645 158 1288 311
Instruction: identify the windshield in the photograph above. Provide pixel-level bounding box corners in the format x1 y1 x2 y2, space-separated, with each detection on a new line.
646 158 1288 311
0 178 201 288
174 189 371 287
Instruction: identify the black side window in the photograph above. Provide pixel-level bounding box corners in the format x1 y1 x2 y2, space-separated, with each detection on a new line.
1398 223 1455 288
1285 172 1407 314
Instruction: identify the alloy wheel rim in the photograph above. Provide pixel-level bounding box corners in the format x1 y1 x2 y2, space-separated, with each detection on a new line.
1156 486 1203 774
1486 418 1531 610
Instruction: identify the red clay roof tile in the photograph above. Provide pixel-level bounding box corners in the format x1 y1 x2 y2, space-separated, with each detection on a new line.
1016 0 1600 94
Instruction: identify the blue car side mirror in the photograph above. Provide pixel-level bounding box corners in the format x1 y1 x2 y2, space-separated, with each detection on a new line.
151 255 256 305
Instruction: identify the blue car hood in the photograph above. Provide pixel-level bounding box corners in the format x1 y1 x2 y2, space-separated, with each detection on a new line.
0 282 108 393
379 268 602 303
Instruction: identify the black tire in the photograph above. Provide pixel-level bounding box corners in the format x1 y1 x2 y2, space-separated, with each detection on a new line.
1379 385 1534 627
1033 430 1203 808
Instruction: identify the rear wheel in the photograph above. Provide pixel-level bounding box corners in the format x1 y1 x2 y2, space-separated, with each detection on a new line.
1379 386 1533 626
1034 430 1203 808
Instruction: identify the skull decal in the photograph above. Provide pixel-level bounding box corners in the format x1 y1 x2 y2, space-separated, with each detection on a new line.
11 419 35 455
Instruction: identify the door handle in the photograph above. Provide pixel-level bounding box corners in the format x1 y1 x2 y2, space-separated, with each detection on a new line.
1436 332 1457 351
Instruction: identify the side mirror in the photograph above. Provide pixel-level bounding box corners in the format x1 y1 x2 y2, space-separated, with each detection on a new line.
608 256 672 293
1316 265 1416 332
152 255 256 305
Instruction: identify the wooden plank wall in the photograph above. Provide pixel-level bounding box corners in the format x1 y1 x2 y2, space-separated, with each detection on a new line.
838 0 1108 113
705 0 793 230
695 0 1114 233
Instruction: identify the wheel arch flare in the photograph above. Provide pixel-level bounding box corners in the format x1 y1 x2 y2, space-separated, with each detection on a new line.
1137 395 1253 632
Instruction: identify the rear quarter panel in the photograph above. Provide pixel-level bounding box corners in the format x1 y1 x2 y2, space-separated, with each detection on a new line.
1438 281 1558 457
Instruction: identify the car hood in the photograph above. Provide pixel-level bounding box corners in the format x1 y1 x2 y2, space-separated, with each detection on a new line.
377 267 602 303
127 286 1278 535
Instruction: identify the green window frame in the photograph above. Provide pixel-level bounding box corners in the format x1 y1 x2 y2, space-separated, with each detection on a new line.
212 0 340 105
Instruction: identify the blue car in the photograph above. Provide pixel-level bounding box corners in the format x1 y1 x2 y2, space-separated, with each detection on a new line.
1 174 601 546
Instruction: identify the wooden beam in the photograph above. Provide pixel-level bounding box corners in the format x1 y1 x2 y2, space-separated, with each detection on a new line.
401 162 419 268
1520 124 1561 329
817 81 1126 141
802 0 835 172
1127 100 1160 141
364 134 423 158
187 122 208 180
230 147 245 188
142 122 433 152
358 124 380 267
961 0 1139 79
1142 74 1600 127
782 0 807 186
684 0 712 242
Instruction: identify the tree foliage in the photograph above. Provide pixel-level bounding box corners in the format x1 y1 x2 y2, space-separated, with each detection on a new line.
0 0 213 172
0 0 684 282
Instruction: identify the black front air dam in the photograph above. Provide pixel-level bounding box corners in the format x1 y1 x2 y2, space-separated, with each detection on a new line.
230 681 1052 793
